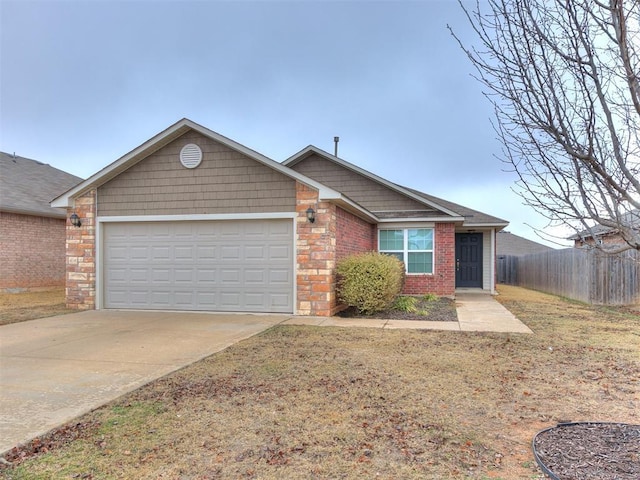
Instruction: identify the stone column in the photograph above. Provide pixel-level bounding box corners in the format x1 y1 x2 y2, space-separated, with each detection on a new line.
65 189 96 309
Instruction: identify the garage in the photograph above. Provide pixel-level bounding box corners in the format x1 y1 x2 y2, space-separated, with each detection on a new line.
102 218 294 313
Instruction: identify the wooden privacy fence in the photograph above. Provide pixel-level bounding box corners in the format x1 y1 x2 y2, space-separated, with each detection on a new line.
497 248 640 305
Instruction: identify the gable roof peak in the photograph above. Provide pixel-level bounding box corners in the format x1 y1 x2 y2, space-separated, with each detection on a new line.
51 119 346 209
284 145 465 219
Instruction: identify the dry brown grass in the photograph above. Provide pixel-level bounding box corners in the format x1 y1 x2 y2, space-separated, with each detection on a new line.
2 285 639 479
0 288 73 326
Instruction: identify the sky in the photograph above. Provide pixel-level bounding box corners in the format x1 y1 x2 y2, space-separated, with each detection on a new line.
0 0 570 247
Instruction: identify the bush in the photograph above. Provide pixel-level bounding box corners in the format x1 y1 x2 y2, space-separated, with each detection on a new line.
336 252 404 315
392 296 419 313
422 293 439 302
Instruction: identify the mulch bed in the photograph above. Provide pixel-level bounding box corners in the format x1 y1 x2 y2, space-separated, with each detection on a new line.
336 297 458 322
533 422 640 480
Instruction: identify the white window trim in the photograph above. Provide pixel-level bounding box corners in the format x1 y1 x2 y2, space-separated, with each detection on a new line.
378 227 435 275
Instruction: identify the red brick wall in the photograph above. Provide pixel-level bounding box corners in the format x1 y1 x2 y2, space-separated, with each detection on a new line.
336 207 376 261
0 212 67 289
401 222 456 296
65 190 96 309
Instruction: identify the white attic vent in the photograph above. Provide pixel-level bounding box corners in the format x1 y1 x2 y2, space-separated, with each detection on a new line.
179 143 202 169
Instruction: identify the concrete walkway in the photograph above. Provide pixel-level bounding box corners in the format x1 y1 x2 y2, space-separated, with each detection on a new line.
284 291 533 334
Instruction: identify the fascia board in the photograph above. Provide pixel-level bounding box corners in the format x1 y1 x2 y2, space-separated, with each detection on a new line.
377 216 466 223
0 206 67 219
462 222 510 229
331 197 379 223
52 118 342 208
283 146 463 218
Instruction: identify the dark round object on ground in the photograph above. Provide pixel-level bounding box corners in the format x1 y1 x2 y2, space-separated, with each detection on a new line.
533 422 640 480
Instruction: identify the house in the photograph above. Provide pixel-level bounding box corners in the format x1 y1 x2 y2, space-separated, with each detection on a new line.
0 152 82 290
496 231 553 257
51 118 508 316
569 209 640 248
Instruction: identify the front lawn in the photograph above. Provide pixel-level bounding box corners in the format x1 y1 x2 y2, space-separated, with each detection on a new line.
2 286 639 479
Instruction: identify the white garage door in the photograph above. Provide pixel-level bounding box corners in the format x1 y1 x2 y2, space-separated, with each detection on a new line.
103 219 294 313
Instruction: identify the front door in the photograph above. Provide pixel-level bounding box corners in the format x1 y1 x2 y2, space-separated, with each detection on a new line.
455 233 483 288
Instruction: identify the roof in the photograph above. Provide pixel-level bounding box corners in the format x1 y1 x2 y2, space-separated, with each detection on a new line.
496 231 554 256
0 152 82 218
51 118 379 221
402 186 509 227
568 209 640 240
284 146 508 227
50 118 509 228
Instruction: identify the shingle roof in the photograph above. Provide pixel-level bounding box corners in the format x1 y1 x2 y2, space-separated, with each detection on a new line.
284 145 508 227
567 209 640 240
401 186 509 226
496 231 554 256
0 152 82 218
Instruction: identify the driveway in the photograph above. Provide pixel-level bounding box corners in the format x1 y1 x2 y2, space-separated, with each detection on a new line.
0 310 288 455
0 294 530 455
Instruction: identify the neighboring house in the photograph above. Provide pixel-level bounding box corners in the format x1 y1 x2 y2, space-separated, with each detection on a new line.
495 231 554 285
51 118 508 315
496 231 553 257
0 152 82 289
569 209 640 248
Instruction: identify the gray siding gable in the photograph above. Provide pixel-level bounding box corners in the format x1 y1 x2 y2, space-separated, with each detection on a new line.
98 131 297 216
286 153 440 216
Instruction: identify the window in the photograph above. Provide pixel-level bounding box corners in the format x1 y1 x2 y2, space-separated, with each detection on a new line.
379 228 434 274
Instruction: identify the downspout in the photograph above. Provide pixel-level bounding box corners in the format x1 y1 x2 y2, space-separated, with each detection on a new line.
491 228 496 294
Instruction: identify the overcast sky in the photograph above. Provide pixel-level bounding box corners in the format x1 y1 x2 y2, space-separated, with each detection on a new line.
0 0 570 247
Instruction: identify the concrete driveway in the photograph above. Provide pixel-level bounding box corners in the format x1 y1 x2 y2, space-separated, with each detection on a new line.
0 310 288 455
0 293 530 456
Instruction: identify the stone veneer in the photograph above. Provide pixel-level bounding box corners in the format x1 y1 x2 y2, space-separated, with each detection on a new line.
65 190 96 309
295 183 339 316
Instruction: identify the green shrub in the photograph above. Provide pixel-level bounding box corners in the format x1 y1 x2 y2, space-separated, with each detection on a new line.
392 295 419 313
422 293 439 302
336 252 404 315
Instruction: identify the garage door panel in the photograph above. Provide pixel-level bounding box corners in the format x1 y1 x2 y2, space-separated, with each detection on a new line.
196 246 216 260
269 245 291 260
245 245 265 259
270 294 290 308
219 292 241 307
269 269 291 284
220 245 241 261
245 269 265 283
196 269 216 283
151 246 171 261
103 219 293 312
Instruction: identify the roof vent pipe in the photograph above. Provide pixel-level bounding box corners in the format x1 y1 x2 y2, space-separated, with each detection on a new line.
334 136 339 157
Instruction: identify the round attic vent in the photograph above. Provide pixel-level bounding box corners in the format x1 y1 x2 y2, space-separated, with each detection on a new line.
179 143 202 169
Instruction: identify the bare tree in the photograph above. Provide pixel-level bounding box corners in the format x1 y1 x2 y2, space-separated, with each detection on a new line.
451 0 640 252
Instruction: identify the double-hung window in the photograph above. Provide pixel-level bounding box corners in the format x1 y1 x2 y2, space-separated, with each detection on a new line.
379 228 434 274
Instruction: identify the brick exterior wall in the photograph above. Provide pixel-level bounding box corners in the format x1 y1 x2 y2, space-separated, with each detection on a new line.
295 183 339 316
402 222 456 296
574 234 627 248
61 184 457 313
65 190 96 309
335 207 376 261
0 212 67 289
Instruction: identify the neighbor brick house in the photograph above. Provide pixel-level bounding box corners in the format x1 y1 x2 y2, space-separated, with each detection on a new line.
0 152 82 289
569 209 640 248
52 119 508 315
